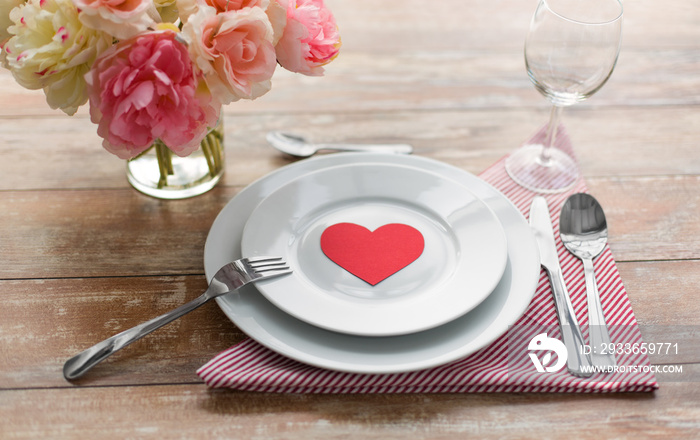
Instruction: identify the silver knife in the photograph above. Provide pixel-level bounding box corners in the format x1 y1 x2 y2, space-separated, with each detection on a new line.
529 197 593 378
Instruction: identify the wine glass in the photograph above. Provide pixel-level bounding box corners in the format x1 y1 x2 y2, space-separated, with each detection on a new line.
505 0 623 193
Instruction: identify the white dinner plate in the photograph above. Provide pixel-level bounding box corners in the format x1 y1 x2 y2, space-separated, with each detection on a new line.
204 153 540 373
241 162 508 336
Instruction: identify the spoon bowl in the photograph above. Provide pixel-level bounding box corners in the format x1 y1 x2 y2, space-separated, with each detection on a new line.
560 193 608 259
266 132 413 158
560 193 616 368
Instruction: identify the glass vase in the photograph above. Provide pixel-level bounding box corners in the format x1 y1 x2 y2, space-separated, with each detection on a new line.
126 118 225 199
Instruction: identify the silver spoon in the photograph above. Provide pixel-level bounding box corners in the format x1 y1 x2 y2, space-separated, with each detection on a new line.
560 193 616 369
266 131 413 157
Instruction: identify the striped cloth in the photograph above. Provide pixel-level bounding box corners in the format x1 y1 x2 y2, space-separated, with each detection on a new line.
197 126 659 393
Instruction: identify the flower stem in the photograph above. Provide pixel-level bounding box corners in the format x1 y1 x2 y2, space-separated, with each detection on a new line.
154 140 173 189
213 135 224 172
201 134 217 178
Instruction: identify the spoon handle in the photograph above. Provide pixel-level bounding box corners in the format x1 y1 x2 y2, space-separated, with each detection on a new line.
315 143 413 155
582 257 617 368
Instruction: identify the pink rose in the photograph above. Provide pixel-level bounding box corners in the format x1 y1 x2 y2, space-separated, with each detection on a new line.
182 5 276 104
73 0 158 39
85 30 220 159
274 0 340 76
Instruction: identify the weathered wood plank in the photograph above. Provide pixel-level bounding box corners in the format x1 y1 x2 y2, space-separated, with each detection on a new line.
2 46 698 117
0 174 697 279
0 187 237 279
587 175 700 261
2 0 698 116
618 261 700 328
1 381 699 440
325 0 700 51
0 106 698 191
0 261 697 389
0 276 242 389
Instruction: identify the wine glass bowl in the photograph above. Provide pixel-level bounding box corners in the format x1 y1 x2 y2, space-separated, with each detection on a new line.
506 0 623 193
526 0 623 106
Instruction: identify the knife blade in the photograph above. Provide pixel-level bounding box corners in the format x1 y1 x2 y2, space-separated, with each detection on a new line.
529 196 593 378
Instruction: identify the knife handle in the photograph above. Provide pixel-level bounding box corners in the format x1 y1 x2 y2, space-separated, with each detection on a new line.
547 266 594 378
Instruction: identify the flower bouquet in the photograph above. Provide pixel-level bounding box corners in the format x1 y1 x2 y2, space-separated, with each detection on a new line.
0 0 341 197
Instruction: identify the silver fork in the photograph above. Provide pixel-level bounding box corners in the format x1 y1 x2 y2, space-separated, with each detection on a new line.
63 256 291 380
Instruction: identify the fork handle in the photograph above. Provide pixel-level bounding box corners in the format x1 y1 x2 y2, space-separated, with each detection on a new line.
63 292 211 380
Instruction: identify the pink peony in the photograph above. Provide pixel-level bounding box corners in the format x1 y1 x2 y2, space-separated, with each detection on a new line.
85 30 220 159
273 0 340 76
73 0 158 39
182 5 276 104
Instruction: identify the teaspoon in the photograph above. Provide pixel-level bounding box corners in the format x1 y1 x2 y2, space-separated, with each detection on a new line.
560 193 616 369
266 132 413 157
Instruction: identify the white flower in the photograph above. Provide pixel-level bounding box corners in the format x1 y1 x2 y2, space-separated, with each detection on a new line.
4 0 112 115
174 0 198 23
0 0 24 45
154 0 178 23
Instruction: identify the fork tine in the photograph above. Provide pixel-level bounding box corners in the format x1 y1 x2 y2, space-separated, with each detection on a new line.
243 256 291 275
253 263 291 273
244 256 283 264
256 268 293 278
255 265 291 274
247 257 286 268
252 259 286 265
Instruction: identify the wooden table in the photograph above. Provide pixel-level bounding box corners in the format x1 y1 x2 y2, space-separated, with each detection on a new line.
2 0 699 437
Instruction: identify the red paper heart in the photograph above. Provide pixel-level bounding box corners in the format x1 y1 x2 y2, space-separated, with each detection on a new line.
320 223 425 286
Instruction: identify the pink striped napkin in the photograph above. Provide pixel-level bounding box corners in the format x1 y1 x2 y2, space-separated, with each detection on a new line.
198 127 659 393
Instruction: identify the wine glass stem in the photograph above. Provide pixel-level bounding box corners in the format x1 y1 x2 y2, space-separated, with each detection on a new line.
541 105 564 164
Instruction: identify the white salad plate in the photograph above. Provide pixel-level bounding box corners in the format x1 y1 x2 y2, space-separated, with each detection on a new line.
241 162 508 336
204 153 540 374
